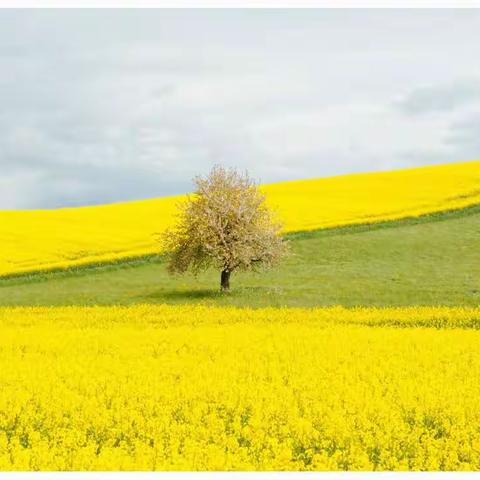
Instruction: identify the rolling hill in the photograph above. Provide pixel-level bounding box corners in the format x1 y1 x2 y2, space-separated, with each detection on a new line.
1 200 478 308
0 160 479 278
1 160 480 471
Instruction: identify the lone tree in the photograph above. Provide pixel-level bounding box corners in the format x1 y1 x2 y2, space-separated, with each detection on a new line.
161 166 288 291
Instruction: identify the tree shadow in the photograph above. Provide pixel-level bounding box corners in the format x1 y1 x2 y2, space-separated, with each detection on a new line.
138 284 289 307
143 288 223 302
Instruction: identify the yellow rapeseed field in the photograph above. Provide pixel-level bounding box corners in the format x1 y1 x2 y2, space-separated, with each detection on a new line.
0 160 479 277
2 305 480 471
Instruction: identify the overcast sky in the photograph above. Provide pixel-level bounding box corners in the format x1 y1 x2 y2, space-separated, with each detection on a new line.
1 9 480 209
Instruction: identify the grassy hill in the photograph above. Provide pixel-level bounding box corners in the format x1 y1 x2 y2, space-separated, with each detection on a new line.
0 160 479 277
1 204 478 308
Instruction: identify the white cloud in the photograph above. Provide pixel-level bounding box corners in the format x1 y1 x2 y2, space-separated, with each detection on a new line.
1 9 480 208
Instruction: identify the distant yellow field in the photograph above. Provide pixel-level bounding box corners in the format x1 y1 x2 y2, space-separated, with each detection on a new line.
1 305 480 470
0 160 479 277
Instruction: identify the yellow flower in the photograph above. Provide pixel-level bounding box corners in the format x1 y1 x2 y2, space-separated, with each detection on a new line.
1 304 480 470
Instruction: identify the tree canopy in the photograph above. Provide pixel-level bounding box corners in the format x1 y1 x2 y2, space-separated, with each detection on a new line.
161 166 288 291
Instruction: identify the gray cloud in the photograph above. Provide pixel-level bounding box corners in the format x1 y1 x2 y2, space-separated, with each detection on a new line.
445 115 480 154
1 9 480 209
396 80 480 115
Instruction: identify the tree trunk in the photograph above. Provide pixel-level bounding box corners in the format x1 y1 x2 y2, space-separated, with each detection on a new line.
220 269 231 291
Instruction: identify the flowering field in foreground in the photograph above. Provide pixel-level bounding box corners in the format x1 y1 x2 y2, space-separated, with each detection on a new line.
1 305 480 470
0 160 479 277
